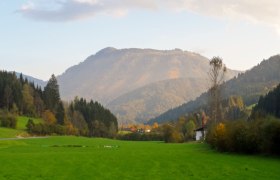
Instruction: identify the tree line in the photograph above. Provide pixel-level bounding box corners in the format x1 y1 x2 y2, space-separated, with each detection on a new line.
205 58 280 155
251 83 280 119
0 71 118 138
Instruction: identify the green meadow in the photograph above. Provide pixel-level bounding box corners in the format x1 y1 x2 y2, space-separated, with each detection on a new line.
0 116 279 179
0 136 279 180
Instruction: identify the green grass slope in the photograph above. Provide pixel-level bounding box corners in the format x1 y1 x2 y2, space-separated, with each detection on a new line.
0 127 25 138
0 136 279 179
0 116 42 138
16 116 43 130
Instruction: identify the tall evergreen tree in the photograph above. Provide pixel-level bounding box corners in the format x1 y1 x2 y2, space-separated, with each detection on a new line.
43 74 61 112
56 101 65 125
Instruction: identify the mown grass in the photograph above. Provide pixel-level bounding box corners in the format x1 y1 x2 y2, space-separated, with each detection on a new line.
0 136 279 179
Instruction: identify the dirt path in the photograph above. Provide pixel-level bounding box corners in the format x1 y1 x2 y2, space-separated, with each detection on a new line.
0 136 48 141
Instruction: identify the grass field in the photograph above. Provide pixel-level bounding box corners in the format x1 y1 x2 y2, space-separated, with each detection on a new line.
0 136 279 180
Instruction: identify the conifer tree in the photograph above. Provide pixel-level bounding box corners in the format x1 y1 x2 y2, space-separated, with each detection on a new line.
43 74 61 112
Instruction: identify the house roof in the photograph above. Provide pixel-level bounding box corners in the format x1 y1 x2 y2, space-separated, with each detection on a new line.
195 127 205 131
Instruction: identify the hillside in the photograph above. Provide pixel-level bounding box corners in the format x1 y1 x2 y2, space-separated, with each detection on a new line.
252 83 280 118
149 55 280 124
58 47 239 124
107 78 209 124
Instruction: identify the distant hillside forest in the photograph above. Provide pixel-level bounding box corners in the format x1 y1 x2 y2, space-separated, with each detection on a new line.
0 71 118 137
150 55 280 124
206 83 280 155
251 83 280 119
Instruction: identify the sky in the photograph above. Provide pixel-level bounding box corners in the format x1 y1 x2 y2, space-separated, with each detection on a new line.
1 0 280 80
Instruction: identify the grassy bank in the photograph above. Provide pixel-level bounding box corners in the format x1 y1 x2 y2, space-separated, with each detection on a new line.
0 116 42 138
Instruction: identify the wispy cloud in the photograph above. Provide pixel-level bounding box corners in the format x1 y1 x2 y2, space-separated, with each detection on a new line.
174 0 280 34
19 0 156 22
19 0 280 32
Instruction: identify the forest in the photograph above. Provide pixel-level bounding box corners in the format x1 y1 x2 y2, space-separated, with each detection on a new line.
0 71 118 137
206 82 280 155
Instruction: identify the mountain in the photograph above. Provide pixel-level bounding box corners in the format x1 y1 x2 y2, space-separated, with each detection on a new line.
58 47 239 124
15 72 46 88
149 55 280 124
107 78 209 124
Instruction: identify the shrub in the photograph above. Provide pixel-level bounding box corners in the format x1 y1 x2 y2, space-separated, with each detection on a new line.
226 121 258 153
206 123 227 151
260 118 280 155
26 119 35 133
206 116 280 155
0 111 17 129
162 124 184 143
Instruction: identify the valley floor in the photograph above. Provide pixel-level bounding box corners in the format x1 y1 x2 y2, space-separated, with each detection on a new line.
0 136 279 179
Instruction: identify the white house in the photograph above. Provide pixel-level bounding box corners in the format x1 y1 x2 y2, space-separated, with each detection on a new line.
195 127 206 141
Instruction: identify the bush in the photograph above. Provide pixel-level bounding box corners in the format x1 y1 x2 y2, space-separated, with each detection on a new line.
28 123 68 136
206 117 280 155
226 121 258 153
26 119 35 133
162 124 184 143
206 123 227 151
0 111 17 129
260 118 280 154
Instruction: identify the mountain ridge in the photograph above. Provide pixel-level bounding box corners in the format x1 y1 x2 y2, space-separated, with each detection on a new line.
57 47 240 124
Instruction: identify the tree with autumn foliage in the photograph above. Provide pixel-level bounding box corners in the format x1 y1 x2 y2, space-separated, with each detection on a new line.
42 110 56 125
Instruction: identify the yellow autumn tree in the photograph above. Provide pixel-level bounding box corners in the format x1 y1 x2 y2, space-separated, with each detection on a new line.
214 123 227 150
152 122 159 129
42 110 56 124
215 123 226 136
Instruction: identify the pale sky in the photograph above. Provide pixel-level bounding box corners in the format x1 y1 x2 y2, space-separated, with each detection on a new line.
1 0 280 80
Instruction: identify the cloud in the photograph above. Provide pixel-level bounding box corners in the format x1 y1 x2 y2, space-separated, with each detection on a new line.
19 0 280 32
173 0 280 33
19 0 156 22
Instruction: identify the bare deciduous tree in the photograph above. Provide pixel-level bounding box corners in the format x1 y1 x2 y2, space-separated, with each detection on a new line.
208 57 227 123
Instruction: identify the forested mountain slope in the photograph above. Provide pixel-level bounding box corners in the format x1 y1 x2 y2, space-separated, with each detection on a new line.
149 55 280 124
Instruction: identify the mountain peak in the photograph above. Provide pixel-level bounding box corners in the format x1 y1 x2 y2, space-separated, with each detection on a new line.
96 47 117 55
